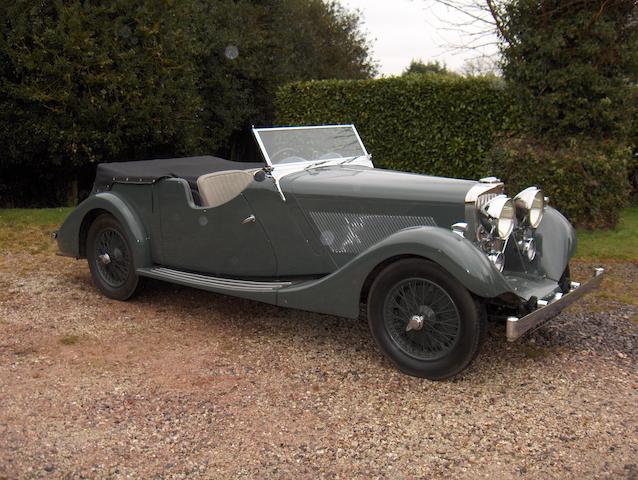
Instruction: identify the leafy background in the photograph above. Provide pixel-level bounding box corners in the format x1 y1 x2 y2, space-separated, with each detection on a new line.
276 76 634 228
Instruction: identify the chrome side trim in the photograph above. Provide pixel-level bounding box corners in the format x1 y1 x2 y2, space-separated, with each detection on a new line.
137 266 292 292
506 267 605 341
465 182 504 203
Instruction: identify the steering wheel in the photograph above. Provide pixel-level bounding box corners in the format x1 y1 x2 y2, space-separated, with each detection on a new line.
270 147 302 163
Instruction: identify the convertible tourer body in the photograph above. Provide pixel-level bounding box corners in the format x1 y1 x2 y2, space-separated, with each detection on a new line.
56 125 603 379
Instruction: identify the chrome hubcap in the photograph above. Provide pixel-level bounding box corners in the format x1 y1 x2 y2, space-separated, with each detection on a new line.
384 278 461 360
406 315 424 332
94 228 130 288
406 305 437 331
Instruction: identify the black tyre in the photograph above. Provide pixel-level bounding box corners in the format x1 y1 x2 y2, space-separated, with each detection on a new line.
558 264 571 294
367 259 485 380
86 214 143 300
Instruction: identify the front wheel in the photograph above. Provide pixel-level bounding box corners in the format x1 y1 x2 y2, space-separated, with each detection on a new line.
367 259 485 380
86 214 143 300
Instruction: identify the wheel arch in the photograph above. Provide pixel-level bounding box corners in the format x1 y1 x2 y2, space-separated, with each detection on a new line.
278 226 514 319
57 193 152 269
78 208 110 258
359 254 425 305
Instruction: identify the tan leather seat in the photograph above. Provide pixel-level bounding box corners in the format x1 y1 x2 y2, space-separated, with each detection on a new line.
196 170 254 208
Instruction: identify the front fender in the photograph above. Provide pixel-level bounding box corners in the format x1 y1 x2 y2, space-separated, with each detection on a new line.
56 192 152 269
277 226 512 318
535 207 577 281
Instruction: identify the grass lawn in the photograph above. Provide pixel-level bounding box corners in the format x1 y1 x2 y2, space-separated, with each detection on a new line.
0 207 73 254
574 205 638 261
0 207 72 227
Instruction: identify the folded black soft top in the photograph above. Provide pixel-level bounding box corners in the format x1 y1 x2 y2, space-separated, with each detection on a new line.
93 156 264 192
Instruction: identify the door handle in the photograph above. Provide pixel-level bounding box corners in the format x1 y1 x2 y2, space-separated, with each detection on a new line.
242 214 256 224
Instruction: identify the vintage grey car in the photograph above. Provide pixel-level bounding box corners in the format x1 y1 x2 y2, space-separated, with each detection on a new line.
56 125 604 379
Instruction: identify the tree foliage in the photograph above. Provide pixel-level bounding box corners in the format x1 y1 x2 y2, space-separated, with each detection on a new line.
0 0 376 206
492 0 638 215
276 74 633 228
498 0 638 140
402 59 452 76
0 0 203 170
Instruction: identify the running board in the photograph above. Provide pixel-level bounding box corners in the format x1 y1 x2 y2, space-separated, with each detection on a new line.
137 266 292 293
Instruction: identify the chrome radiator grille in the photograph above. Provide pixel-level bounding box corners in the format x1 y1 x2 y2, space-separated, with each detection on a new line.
308 211 437 254
476 192 499 209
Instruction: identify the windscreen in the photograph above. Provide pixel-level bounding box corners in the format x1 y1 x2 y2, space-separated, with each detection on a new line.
255 126 366 165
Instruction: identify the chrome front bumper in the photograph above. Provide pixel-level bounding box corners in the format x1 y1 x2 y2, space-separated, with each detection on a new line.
506 267 605 342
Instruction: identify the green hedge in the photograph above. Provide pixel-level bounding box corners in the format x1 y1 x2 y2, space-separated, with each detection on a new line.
276 76 633 228
490 137 632 229
276 76 512 180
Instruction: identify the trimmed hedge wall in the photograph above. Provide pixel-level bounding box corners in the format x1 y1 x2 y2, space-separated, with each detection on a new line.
490 137 632 229
275 76 633 228
276 76 512 180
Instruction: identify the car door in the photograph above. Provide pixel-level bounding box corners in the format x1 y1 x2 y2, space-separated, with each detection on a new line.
155 178 277 277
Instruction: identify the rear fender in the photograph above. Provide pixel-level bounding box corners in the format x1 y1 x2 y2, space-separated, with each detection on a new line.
56 192 152 269
277 226 512 318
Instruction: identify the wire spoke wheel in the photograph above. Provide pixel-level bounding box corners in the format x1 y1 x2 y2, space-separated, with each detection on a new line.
368 259 484 379
93 227 130 288
86 214 144 301
383 277 461 361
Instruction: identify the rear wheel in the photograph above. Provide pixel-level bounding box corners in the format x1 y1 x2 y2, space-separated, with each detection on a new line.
367 259 485 380
86 214 143 300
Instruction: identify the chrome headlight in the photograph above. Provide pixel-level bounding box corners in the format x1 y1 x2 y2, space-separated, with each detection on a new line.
481 195 515 239
514 187 544 228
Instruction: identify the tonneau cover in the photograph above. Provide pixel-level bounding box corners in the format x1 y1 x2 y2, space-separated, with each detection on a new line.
93 156 264 192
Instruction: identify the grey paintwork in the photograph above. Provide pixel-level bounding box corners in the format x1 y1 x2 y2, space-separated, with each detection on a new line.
277 226 513 318
154 178 278 277
57 187 153 269
56 162 576 318
282 165 473 267
501 207 576 282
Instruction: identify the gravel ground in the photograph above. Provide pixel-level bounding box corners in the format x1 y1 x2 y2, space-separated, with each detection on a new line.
0 251 637 479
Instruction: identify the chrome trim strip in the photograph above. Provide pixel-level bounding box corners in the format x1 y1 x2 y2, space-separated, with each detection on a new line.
506 267 605 341
252 128 274 166
254 124 356 132
137 266 292 292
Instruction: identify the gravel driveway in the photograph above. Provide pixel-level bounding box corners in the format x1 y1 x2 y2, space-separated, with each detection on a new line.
1 250 636 479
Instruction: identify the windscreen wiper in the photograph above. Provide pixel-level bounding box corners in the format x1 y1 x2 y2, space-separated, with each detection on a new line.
304 160 330 170
338 155 368 165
